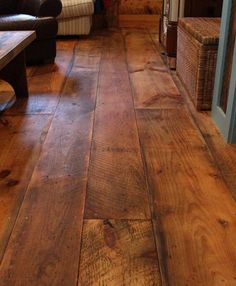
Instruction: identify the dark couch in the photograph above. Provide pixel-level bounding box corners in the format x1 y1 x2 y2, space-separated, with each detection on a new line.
0 0 62 63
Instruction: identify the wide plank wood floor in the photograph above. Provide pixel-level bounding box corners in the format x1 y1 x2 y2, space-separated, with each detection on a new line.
0 29 236 286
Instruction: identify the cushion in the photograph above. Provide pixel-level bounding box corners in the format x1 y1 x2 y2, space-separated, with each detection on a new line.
178 17 221 45
58 0 94 19
58 15 92 35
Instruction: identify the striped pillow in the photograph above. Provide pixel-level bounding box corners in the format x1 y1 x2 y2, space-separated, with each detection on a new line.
0 0 16 14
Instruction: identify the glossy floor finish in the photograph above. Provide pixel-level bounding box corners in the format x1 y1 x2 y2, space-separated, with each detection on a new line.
0 29 236 286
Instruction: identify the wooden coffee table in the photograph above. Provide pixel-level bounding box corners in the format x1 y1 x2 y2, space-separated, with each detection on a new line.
0 31 36 111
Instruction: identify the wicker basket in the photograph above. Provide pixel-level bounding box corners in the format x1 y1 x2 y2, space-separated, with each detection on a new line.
176 18 221 110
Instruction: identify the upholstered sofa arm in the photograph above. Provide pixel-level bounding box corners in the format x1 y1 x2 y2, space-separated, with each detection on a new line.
17 0 62 18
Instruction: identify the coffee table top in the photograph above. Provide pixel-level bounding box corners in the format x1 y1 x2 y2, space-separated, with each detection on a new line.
0 31 36 70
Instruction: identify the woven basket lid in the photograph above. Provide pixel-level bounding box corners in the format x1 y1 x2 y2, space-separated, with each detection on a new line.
178 17 221 45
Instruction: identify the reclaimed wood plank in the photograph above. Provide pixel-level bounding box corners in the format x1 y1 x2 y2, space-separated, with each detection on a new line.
173 72 236 201
6 40 77 115
0 28 235 286
136 109 236 285
85 32 151 219
0 115 52 261
123 29 182 109
84 105 151 219
0 31 36 70
123 28 164 73
191 111 236 200
99 31 129 73
0 38 103 286
130 69 182 109
119 15 160 29
148 28 160 35
0 32 36 98
78 220 161 285
148 32 162 50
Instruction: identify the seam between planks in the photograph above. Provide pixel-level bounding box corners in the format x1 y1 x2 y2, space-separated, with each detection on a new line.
122 27 164 286
75 34 105 286
172 72 236 203
122 27 153 219
0 41 78 267
147 29 173 76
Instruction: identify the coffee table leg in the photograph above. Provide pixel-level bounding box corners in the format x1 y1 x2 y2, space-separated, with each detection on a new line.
0 51 29 97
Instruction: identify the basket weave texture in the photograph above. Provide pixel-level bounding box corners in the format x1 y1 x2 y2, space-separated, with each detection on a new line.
177 18 221 110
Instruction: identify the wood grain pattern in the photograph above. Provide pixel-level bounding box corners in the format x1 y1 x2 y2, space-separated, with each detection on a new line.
0 37 103 286
123 29 182 109
130 69 182 109
100 31 127 73
0 33 35 100
84 104 151 219
85 32 151 219
174 72 236 201
148 31 160 51
5 40 77 115
119 0 162 15
0 115 52 261
119 15 160 28
123 29 164 73
0 28 235 286
0 31 35 70
0 114 92 286
191 112 236 200
78 220 161 285
136 109 236 285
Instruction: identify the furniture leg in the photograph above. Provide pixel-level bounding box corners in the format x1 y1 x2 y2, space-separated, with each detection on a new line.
0 51 29 97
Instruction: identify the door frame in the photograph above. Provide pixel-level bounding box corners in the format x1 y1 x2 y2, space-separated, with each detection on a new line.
212 0 236 143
